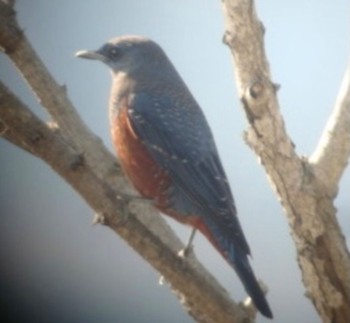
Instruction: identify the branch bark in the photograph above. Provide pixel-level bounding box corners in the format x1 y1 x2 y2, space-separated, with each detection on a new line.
0 0 118 185
222 1 350 322
0 1 255 322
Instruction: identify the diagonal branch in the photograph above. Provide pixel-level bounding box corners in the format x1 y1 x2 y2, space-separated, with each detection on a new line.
310 62 350 194
0 0 117 185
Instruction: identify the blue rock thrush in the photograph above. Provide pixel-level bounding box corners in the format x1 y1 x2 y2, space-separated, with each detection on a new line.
76 35 273 318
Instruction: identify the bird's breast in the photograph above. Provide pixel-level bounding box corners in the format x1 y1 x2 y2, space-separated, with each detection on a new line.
110 103 203 227
111 103 171 207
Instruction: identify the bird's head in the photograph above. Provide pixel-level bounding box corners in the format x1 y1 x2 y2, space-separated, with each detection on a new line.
76 35 168 75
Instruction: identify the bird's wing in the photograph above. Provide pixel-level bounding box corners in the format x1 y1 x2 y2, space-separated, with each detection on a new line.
128 91 250 255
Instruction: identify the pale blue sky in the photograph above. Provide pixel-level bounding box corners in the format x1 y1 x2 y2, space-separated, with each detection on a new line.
1 1 349 322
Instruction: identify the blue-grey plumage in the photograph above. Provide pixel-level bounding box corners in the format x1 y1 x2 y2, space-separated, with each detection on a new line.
76 35 273 318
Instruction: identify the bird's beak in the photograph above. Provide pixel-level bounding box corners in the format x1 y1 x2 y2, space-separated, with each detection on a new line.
75 50 105 61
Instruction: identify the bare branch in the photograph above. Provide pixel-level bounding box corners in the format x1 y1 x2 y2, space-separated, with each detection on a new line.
222 0 350 321
0 0 117 185
310 62 350 194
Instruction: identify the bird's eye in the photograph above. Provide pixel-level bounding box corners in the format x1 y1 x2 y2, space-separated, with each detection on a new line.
109 47 121 58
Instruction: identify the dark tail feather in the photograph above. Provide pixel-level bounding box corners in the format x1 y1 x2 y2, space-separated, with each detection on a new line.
234 253 273 318
197 221 273 317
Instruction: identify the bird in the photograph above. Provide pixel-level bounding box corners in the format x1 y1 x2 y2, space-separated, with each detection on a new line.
76 35 273 319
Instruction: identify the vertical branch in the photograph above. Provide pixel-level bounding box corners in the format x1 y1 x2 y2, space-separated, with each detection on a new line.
221 0 350 322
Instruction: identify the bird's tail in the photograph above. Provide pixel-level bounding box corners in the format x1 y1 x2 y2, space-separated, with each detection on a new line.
196 220 273 318
232 251 273 319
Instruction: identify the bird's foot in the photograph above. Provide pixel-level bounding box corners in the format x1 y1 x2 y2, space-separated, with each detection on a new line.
177 228 196 258
159 229 197 286
177 244 194 258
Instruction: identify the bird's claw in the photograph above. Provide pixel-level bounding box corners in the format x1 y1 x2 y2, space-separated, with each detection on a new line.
177 244 194 258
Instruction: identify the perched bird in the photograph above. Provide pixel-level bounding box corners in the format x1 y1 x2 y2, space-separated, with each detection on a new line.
76 35 272 318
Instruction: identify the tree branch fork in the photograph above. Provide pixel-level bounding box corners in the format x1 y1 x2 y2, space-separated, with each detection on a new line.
222 1 350 322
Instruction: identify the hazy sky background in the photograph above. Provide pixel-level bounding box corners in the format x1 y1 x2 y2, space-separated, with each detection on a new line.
1 1 349 322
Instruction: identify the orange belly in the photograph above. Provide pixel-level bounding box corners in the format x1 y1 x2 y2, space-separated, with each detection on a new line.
111 107 170 208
